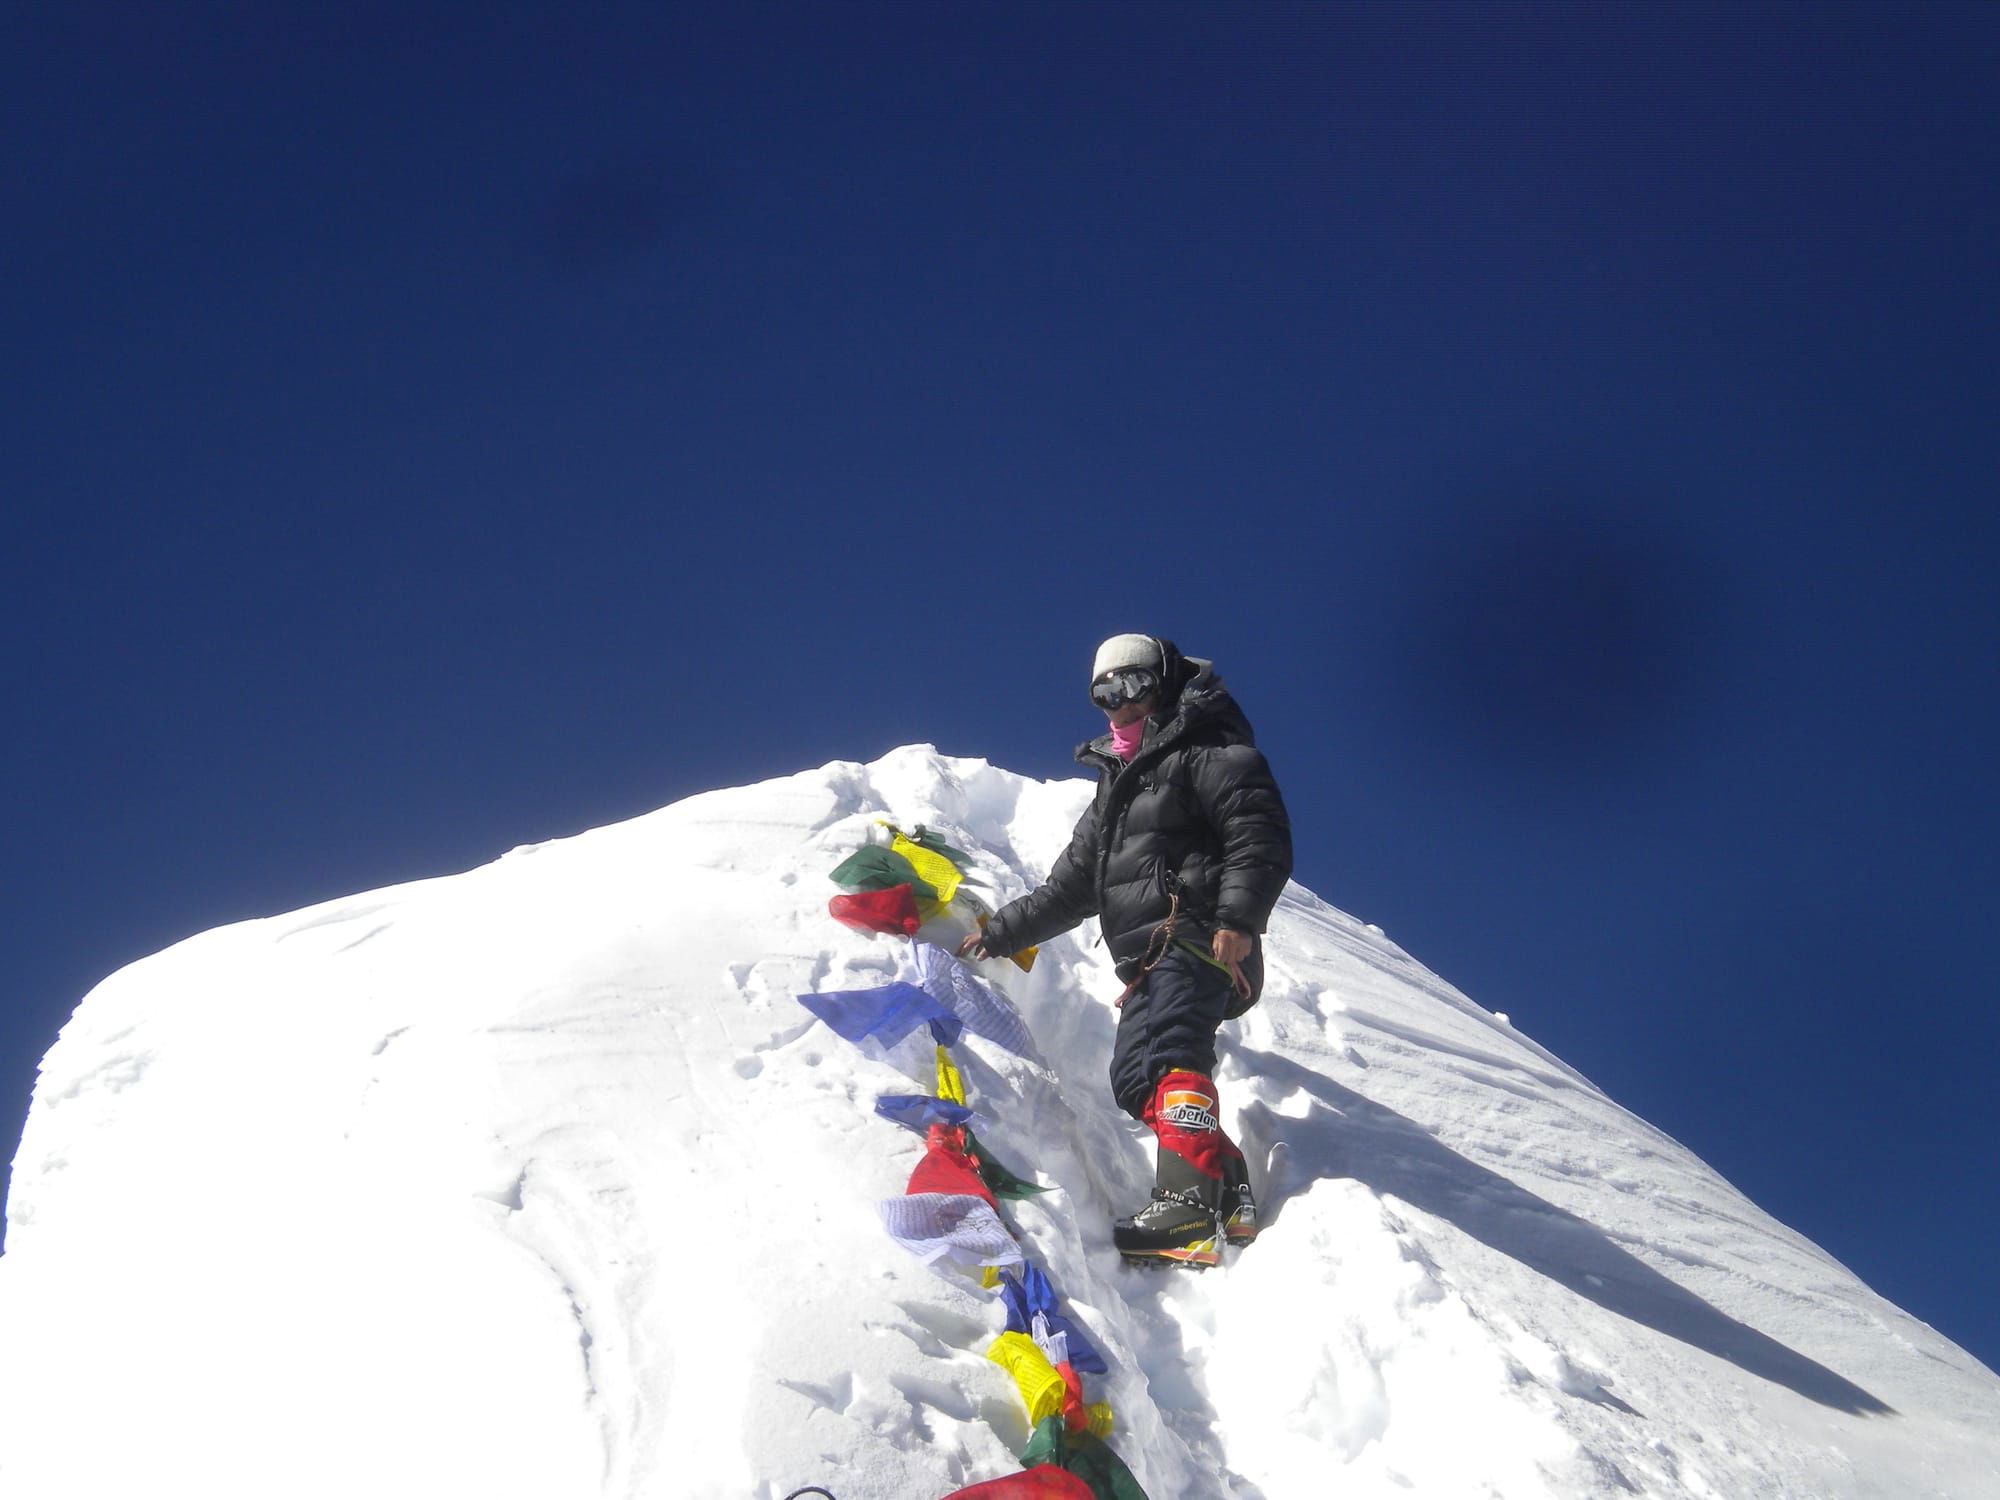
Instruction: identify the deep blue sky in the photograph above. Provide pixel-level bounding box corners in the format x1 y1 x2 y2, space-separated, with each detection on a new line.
5 4 1996 1373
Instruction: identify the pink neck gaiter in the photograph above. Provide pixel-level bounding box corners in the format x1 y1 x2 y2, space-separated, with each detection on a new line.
1109 717 1147 762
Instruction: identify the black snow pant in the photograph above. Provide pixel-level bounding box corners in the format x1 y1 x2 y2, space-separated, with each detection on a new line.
1108 942 1260 1120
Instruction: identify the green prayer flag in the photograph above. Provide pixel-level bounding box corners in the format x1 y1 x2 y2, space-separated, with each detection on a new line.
828 846 938 904
1020 1416 1149 1500
964 1127 1051 1201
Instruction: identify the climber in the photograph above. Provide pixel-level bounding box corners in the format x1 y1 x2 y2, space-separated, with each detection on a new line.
961 635 1293 1267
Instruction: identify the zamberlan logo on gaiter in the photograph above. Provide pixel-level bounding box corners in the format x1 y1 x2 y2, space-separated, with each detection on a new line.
1160 1087 1218 1133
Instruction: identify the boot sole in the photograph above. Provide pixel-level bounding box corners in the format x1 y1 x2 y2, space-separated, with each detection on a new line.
1118 1236 1221 1270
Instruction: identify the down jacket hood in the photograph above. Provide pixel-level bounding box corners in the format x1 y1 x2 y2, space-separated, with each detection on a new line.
1076 641 1254 773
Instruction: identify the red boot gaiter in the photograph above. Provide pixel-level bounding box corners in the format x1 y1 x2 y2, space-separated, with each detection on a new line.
1142 1070 1245 1181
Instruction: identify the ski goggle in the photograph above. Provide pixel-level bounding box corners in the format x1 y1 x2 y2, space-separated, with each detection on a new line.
1089 667 1160 712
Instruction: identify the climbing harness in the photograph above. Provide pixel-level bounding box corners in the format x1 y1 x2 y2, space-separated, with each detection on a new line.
1112 882 1251 1011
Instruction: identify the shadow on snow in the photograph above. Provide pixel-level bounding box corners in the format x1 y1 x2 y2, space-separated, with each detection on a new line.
1228 1044 1894 1418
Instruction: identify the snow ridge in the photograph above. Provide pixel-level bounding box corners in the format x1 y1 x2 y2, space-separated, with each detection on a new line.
2 745 1996 1499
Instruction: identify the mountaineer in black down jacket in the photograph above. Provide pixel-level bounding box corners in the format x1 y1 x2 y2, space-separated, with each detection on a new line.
963 635 1293 1267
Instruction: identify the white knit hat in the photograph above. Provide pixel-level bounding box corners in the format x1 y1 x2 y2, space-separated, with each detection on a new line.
1091 634 1162 682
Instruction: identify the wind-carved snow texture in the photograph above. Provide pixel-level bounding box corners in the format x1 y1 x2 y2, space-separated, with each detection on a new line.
3 745 1998 1500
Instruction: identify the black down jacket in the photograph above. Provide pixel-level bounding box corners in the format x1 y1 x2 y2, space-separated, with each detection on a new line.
982 645 1293 999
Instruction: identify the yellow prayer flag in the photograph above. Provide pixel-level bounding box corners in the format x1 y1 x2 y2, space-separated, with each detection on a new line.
891 832 963 906
986 1332 1067 1426
935 1045 967 1107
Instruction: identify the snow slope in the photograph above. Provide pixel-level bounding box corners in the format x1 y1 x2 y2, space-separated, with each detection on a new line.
3 745 1995 1499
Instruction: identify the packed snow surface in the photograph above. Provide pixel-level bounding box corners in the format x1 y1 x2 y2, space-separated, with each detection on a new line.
3 746 1996 1499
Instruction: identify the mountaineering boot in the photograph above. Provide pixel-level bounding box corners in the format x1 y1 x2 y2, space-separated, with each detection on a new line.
1113 1148 1222 1269
1117 1070 1230 1268
1220 1149 1258 1248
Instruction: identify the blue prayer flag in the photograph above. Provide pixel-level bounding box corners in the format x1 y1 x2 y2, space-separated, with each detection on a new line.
797 982 953 1049
1000 1264 1108 1375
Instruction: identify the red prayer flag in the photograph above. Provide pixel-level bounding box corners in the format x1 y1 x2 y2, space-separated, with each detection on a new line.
828 883 924 937
937 1466 1097 1499
906 1125 997 1208
1055 1361 1089 1433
